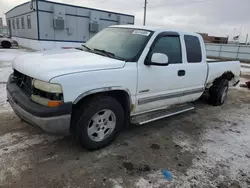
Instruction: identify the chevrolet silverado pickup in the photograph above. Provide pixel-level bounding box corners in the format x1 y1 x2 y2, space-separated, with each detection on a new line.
7 25 240 150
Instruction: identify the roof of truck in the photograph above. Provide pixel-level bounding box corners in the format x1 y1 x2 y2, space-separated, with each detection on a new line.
110 25 167 31
110 25 201 37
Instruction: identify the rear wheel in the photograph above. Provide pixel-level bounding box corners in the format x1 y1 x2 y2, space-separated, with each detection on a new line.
1 41 11 48
73 96 124 150
209 79 229 106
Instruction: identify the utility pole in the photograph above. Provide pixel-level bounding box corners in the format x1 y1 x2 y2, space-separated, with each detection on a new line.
245 34 249 44
143 0 148 25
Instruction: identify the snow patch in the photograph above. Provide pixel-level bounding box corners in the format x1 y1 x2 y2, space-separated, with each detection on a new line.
0 132 61 184
110 178 124 188
241 63 250 67
173 131 195 152
0 132 60 155
39 155 59 163
0 84 11 113
0 65 12 83
97 148 114 158
135 171 169 188
170 105 250 187
0 49 27 62
241 67 250 73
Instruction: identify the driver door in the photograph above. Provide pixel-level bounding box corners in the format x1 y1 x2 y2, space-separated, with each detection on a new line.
135 32 186 113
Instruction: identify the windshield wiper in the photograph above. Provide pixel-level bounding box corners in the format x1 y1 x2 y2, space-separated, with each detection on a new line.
93 48 115 58
93 48 127 61
82 44 91 51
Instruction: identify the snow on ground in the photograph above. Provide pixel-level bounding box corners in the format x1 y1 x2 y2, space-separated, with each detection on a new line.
241 63 250 73
0 62 12 83
0 48 28 113
241 67 250 73
241 63 250 67
133 103 250 188
0 48 62 185
0 131 61 184
170 106 250 188
135 171 170 188
0 49 27 62
0 84 11 113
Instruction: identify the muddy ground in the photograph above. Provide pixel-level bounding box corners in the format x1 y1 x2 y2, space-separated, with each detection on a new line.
0 49 250 188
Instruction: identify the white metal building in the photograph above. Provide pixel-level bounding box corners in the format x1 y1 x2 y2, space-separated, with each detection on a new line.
5 0 134 50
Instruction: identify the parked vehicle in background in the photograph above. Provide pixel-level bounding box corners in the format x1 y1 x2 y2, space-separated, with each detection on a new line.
7 25 240 150
0 34 18 48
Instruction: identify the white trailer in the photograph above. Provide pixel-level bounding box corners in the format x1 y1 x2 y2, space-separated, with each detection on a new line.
5 0 134 50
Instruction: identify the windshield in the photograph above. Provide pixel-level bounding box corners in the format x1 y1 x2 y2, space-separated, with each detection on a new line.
84 27 152 61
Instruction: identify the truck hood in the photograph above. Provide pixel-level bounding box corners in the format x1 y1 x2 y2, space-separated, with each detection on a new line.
12 49 125 82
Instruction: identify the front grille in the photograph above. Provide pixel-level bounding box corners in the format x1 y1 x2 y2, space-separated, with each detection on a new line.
13 70 33 96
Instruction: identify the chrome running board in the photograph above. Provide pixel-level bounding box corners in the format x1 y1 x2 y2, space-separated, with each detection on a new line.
131 103 195 125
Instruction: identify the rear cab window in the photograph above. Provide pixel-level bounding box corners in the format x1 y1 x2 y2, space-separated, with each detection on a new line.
184 35 202 63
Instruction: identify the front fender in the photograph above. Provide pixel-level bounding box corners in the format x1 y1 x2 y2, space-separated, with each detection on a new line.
49 63 137 107
73 86 132 105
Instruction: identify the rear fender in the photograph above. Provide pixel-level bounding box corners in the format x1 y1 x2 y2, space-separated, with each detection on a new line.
212 71 237 87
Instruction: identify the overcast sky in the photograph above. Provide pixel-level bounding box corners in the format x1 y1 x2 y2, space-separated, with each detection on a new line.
0 0 249 42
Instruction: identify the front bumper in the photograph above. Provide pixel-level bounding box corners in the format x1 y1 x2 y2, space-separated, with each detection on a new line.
7 80 72 135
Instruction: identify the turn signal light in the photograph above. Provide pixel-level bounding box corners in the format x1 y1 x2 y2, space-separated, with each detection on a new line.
48 101 63 107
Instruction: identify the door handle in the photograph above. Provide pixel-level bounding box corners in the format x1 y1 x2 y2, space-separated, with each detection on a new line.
178 70 185 76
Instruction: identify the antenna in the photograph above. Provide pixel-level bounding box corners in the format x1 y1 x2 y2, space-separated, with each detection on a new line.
143 0 148 25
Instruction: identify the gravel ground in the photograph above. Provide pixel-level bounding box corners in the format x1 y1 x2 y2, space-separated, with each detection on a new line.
0 49 250 188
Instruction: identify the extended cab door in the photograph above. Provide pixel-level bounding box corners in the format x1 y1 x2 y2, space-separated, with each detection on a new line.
178 34 207 103
135 32 187 114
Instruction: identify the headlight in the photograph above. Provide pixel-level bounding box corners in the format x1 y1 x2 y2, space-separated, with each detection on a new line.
33 79 63 93
31 79 63 107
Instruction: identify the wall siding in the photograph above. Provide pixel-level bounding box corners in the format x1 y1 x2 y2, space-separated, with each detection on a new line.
206 43 250 61
5 2 38 39
37 0 134 42
6 0 134 50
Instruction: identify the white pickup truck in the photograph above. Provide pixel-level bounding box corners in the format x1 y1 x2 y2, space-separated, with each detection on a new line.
7 25 240 150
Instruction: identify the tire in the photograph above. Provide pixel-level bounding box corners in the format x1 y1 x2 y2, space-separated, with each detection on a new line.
1 41 11 48
73 96 124 150
208 79 229 106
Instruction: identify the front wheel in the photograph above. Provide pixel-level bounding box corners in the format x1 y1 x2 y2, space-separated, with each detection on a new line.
74 96 124 150
1 41 11 48
209 79 229 106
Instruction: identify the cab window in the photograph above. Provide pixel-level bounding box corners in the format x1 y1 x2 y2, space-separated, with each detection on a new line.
184 35 202 63
150 36 182 64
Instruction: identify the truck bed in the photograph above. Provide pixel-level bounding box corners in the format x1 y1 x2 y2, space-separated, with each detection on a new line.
206 60 241 87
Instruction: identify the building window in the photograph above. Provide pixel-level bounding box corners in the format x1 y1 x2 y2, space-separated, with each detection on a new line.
150 36 182 64
184 35 202 63
27 15 31 29
12 19 15 30
16 18 20 29
21 16 25 29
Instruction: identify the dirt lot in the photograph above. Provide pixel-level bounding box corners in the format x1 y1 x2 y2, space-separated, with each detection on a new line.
0 49 250 188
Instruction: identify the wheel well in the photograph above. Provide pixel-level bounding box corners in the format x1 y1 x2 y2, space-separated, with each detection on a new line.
213 71 234 85
70 90 131 131
1 40 11 46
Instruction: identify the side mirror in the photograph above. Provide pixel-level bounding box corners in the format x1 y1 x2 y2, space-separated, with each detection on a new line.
145 53 169 66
